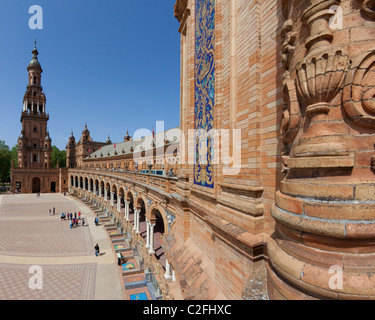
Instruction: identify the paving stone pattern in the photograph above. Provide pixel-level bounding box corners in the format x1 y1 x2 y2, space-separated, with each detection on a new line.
0 194 123 300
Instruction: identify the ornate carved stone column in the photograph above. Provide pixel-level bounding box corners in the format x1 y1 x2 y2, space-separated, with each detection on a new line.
268 0 375 300
117 196 122 213
293 0 349 157
125 200 130 221
135 209 140 234
110 191 114 206
148 223 156 254
146 220 150 249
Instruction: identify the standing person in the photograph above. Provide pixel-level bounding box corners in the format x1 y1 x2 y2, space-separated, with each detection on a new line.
95 217 99 226
117 252 122 266
78 212 81 220
49 209 51 216
74 212 77 219
82 218 85 227
53 207 55 215
69 220 73 229
94 244 100 256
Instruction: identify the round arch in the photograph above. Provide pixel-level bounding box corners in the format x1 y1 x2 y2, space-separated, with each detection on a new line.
118 186 126 198
148 203 169 234
31 176 41 193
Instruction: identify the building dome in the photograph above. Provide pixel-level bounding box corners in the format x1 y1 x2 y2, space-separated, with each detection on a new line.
45 131 51 141
28 41 42 70
29 57 41 68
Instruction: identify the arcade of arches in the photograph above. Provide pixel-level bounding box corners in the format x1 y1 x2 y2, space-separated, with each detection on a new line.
69 170 177 288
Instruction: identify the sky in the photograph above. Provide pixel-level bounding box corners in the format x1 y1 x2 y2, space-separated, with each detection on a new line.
0 0 181 150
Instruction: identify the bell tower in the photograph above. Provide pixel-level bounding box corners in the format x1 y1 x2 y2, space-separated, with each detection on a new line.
17 41 52 169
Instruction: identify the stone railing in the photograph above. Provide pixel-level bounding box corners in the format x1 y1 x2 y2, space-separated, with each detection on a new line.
69 168 178 195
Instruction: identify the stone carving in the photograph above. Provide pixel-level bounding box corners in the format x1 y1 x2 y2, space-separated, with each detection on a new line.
280 3 301 170
165 210 176 232
174 0 188 22
343 48 375 127
281 20 297 78
280 80 301 153
293 0 350 157
361 0 375 19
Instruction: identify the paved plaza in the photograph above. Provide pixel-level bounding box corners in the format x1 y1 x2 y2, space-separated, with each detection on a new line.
0 193 124 300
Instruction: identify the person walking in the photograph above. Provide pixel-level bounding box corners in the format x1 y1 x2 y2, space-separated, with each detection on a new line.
53 207 55 215
82 218 85 227
49 209 51 216
94 244 100 257
95 217 99 226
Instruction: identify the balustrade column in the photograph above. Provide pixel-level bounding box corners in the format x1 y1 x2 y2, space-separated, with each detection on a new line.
148 223 155 254
99 186 102 198
93 184 96 195
88 182 91 193
104 188 108 201
83 181 86 190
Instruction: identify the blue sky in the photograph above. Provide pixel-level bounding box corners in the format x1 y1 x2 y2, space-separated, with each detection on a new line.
0 0 181 150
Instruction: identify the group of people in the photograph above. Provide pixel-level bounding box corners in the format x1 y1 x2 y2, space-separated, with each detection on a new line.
59 211 85 229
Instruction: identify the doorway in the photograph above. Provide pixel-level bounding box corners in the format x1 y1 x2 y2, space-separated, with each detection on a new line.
51 182 56 193
32 177 41 193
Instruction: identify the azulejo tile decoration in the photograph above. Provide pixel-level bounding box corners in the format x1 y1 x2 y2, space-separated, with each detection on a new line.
194 0 215 189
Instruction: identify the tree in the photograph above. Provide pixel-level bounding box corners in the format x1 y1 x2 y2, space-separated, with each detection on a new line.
0 141 11 185
11 145 18 167
51 146 66 168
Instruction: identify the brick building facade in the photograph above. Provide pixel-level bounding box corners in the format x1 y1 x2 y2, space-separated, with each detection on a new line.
10 0 375 299
67 0 375 299
66 124 110 169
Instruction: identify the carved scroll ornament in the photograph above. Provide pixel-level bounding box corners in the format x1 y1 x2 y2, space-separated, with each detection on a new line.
343 49 375 128
361 0 375 19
